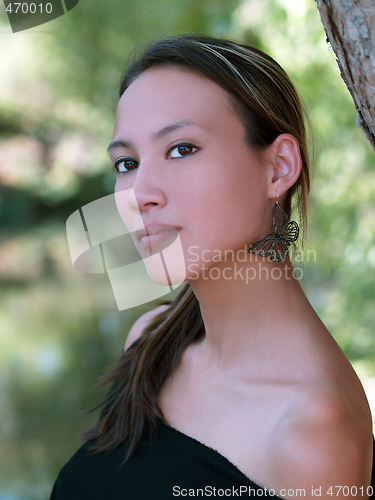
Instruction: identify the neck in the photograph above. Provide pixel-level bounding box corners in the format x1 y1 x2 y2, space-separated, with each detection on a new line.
188 253 310 370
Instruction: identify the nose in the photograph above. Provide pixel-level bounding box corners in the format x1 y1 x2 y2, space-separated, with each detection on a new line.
119 162 167 214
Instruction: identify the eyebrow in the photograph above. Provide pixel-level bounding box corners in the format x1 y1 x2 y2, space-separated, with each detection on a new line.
107 120 200 153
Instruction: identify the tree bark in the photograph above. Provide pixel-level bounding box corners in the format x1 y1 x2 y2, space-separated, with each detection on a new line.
316 0 375 150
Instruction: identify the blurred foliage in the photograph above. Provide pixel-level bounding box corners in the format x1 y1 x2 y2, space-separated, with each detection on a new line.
0 0 374 498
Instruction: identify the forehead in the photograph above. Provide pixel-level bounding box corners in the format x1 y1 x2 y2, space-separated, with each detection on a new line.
114 66 240 134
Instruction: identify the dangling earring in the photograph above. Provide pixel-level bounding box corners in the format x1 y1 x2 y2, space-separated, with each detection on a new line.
248 192 299 262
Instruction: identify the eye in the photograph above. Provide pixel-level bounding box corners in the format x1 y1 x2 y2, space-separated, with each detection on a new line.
113 157 139 174
167 143 198 159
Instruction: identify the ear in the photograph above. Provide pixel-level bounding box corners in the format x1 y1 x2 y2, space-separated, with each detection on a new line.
264 133 302 199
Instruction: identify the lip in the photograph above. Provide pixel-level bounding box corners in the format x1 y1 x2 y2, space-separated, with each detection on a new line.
133 223 181 254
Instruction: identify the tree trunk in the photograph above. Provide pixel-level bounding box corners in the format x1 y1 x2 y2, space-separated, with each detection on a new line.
316 0 375 150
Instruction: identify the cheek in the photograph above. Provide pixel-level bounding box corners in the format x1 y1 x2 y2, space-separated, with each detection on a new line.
114 186 131 224
178 174 267 272
114 185 143 241
190 175 265 238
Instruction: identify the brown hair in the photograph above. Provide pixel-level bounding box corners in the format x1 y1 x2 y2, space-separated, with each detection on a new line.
83 34 311 459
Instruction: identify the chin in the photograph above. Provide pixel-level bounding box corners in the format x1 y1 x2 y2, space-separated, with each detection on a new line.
143 257 186 286
142 234 187 286
144 263 187 286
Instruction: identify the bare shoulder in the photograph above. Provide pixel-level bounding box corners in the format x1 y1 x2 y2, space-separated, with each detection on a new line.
267 381 373 498
124 304 170 350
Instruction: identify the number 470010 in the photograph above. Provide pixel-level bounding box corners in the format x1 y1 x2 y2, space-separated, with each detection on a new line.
5 3 53 14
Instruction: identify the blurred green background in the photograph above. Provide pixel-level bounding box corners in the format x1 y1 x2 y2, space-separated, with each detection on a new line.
0 0 374 498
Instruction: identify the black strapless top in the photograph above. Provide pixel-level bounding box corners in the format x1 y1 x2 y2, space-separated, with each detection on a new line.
50 421 375 499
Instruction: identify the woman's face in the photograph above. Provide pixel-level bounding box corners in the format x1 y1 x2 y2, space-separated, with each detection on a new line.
110 66 270 285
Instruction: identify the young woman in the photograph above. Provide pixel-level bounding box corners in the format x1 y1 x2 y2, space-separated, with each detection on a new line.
51 35 374 499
